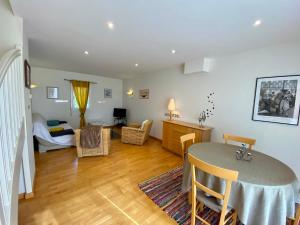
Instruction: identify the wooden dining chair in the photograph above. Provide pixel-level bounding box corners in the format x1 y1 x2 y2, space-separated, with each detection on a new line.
180 133 195 162
291 204 300 225
223 133 256 150
188 153 239 225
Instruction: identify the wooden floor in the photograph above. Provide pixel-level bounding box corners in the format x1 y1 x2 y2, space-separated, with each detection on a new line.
19 138 182 225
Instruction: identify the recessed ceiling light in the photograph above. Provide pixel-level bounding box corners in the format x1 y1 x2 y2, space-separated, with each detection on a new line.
84 50 89 55
107 21 114 30
253 20 262 27
171 49 176 54
135 63 139 67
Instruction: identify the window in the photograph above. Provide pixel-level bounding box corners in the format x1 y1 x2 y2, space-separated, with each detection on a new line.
71 88 90 110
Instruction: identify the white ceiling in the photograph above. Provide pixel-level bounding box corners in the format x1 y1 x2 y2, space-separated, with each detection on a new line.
11 0 300 79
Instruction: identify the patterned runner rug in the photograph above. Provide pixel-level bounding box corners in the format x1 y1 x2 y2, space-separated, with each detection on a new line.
139 167 296 225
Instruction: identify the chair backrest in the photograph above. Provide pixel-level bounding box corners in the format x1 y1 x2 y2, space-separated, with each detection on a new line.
188 153 239 225
180 133 195 161
141 120 153 140
140 120 148 130
223 133 256 150
294 204 300 225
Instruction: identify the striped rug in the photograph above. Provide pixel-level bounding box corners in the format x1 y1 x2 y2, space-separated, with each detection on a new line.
139 167 299 225
139 167 240 225
138 166 240 225
139 167 297 225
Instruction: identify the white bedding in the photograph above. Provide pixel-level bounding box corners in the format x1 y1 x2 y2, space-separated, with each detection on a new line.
32 113 75 146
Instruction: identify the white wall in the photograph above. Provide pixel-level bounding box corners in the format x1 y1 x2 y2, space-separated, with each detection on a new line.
31 67 123 128
124 41 300 179
0 0 22 56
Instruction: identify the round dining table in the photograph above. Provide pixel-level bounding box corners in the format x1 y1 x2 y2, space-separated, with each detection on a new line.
181 142 300 225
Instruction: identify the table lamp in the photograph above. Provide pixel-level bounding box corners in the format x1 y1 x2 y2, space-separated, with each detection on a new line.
168 98 176 120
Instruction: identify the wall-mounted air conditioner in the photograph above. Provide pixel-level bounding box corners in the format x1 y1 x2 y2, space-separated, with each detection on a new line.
184 57 214 74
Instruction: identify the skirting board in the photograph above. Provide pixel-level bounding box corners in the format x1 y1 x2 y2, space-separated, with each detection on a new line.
18 193 25 200
18 192 34 200
19 172 36 200
149 135 162 142
25 192 34 199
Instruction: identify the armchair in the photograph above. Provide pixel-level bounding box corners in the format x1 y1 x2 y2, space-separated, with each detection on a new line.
75 127 111 157
121 120 153 145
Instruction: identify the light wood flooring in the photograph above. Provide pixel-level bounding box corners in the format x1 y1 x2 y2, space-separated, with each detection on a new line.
19 138 182 225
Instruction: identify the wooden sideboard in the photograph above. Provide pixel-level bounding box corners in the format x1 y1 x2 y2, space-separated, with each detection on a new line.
162 120 212 156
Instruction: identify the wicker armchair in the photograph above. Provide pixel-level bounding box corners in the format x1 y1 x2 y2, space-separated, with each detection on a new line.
75 128 111 157
121 120 153 145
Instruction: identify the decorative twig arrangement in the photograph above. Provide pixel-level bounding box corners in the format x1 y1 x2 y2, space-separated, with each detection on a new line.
198 92 215 127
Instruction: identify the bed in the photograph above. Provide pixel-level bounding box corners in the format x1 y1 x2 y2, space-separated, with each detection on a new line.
32 113 75 152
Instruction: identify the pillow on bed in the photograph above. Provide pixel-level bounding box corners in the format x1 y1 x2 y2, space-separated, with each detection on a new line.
50 129 74 137
47 120 60 126
49 127 64 132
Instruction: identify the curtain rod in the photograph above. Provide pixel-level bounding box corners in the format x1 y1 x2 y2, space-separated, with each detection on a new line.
64 79 97 84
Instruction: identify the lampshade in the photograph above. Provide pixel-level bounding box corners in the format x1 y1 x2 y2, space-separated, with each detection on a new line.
127 88 134 96
168 98 176 111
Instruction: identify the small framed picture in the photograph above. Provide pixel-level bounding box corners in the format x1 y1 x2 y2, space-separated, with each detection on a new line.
139 89 149 99
252 75 300 125
24 60 31 89
104 88 112 98
47 87 59 99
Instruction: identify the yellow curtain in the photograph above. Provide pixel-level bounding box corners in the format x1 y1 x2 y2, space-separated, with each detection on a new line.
71 80 90 128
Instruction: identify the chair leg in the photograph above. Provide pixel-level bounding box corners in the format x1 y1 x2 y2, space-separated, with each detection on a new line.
191 185 196 225
231 211 238 225
196 201 204 212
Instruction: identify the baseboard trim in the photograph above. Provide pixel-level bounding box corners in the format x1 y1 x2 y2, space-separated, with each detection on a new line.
19 170 36 200
25 192 34 199
19 191 34 200
18 193 25 200
149 135 162 142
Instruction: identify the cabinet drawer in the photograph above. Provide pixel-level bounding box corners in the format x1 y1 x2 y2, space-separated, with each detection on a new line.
162 120 212 156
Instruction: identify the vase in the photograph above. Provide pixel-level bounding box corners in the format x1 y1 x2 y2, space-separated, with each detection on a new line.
198 119 205 128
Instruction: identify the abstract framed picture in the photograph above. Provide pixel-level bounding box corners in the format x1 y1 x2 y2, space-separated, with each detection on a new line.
47 87 59 99
24 60 31 89
139 89 149 99
252 75 300 125
104 88 112 98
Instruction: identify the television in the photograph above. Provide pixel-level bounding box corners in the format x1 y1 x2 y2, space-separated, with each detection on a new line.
113 108 126 118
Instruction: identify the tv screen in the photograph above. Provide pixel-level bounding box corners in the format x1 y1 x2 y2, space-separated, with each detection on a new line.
113 108 126 118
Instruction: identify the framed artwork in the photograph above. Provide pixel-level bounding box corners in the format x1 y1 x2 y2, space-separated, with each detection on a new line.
252 75 300 125
104 88 112 98
24 60 31 89
139 89 149 99
47 87 59 99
